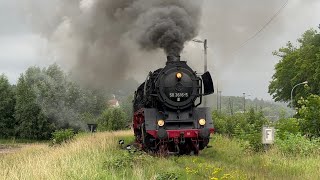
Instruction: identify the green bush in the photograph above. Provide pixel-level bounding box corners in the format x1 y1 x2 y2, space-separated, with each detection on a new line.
51 129 75 145
104 151 152 171
275 133 320 156
155 171 180 180
98 108 127 131
213 108 268 151
275 118 300 140
298 95 320 137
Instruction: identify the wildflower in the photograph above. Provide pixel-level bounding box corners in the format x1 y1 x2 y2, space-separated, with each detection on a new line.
221 173 233 179
212 168 222 175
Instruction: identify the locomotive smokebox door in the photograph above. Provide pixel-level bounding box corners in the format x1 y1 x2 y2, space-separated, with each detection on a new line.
202 71 214 95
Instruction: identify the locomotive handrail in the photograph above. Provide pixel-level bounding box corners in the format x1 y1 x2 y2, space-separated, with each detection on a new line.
143 72 151 97
195 78 203 107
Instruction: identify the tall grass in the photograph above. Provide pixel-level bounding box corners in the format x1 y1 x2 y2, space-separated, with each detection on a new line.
1 131 320 179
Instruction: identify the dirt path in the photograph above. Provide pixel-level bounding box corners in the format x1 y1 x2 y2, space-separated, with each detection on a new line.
0 145 22 154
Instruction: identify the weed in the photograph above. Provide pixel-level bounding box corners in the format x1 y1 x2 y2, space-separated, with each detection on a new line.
155 171 180 180
50 129 75 145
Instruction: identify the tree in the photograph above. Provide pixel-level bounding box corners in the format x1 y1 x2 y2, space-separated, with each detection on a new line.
121 95 134 126
13 63 112 139
0 75 16 137
15 73 54 139
298 95 320 137
98 108 127 131
269 29 320 107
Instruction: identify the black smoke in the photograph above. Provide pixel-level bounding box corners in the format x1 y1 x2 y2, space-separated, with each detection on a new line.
134 2 201 57
22 0 203 88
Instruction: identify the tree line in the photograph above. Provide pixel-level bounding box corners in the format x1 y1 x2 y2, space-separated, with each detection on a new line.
269 27 320 137
214 26 320 153
0 64 134 139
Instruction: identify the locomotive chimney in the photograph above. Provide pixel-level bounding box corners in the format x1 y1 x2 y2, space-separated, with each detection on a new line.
167 55 180 62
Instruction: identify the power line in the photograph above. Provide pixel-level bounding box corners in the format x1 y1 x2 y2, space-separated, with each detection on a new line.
232 0 289 54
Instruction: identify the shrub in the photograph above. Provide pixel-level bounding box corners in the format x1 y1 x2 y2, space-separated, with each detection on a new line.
98 108 127 131
213 108 268 151
275 118 300 140
275 133 320 156
104 151 152 171
155 171 180 180
298 95 320 137
51 129 75 145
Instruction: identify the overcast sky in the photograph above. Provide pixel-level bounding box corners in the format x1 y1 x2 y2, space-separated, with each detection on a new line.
0 0 319 100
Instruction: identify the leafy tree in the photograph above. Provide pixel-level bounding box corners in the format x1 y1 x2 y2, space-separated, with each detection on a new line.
269 29 320 107
211 95 292 119
14 64 109 139
298 95 320 137
0 75 16 137
33 64 82 130
98 108 127 131
121 95 134 126
15 73 54 139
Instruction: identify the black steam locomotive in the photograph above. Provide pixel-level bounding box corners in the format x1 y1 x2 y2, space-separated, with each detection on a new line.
133 55 214 155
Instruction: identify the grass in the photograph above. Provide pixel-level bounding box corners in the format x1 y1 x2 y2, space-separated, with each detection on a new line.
0 138 47 144
1 131 320 180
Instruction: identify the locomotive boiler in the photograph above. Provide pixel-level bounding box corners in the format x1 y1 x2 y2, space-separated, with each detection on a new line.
133 55 214 155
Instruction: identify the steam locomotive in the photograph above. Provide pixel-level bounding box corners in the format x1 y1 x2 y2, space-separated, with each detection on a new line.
133 55 214 155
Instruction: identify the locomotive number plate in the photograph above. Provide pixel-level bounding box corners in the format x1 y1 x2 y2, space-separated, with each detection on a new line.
169 93 189 98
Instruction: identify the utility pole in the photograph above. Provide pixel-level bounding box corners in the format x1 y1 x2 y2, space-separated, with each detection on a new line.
228 98 234 115
203 39 208 107
243 93 246 113
216 82 219 111
204 39 207 73
218 91 222 113
192 39 208 107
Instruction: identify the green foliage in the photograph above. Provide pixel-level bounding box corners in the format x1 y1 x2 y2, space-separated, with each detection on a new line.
269 28 320 106
13 64 109 139
104 151 152 171
15 73 54 139
275 118 300 140
213 96 293 119
0 74 16 138
155 172 180 180
213 108 268 151
275 133 320 156
121 95 134 125
51 129 75 145
98 108 127 131
298 94 320 137
80 112 97 124
104 152 133 169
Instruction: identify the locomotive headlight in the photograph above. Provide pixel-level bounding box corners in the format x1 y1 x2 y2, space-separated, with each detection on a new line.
199 119 206 126
158 119 165 127
176 72 183 79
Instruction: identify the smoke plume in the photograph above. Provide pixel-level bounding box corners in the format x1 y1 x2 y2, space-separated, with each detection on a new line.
134 2 201 56
23 0 203 88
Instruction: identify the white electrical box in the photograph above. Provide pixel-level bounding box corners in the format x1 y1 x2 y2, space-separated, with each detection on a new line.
262 127 275 144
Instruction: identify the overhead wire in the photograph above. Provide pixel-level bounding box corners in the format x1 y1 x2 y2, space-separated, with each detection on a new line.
232 0 289 55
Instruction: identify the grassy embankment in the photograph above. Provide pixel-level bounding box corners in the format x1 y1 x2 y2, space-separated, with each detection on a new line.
1 131 319 180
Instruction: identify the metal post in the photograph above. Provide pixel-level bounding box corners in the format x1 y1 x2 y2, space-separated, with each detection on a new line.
216 82 219 111
290 81 308 114
191 38 209 107
218 91 222 113
243 93 246 113
204 39 207 73
203 39 208 107
229 98 234 115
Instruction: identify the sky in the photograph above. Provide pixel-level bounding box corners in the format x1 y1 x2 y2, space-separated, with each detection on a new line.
0 0 319 100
